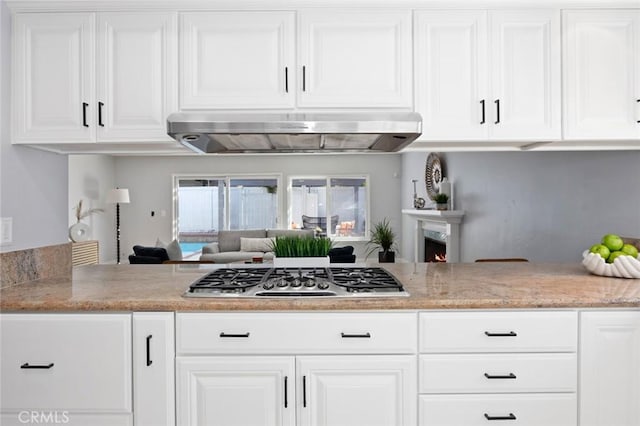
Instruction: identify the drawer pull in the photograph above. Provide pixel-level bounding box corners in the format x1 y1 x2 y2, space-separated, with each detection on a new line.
484 331 517 337
21 363 54 369
484 373 517 379
484 413 516 421
219 332 250 338
146 334 153 366
341 332 371 338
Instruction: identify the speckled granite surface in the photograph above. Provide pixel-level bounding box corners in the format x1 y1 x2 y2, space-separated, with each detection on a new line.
1 262 639 311
0 243 71 288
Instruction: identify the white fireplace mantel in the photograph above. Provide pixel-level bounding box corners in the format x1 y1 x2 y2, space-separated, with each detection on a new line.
402 209 465 263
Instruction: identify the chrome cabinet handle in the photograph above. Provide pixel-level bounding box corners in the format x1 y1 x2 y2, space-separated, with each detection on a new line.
341 332 371 338
21 363 54 369
219 332 250 338
146 334 153 366
82 102 89 127
480 99 486 124
484 331 517 337
484 372 516 379
494 99 501 124
484 413 516 421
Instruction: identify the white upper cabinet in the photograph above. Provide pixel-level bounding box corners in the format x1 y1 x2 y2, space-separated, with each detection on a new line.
179 12 295 109
97 12 177 141
298 10 413 108
490 10 561 140
414 11 488 140
12 13 95 143
563 10 640 140
415 10 560 141
12 11 177 145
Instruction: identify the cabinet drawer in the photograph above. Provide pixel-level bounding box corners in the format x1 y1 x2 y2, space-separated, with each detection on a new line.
419 353 576 393
177 312 417 355
419 394 577 426
419 311 577 353
0 314 132 412
0 413 132 426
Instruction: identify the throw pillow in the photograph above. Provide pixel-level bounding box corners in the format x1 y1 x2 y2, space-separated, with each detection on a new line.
240 237 275 253
156 238 183 261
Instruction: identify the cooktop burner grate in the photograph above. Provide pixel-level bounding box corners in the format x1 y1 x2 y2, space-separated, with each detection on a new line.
188 268 271 293
329 267 405 292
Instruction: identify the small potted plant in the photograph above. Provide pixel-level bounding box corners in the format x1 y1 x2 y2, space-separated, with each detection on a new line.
433 193 449 211
271 235 333 267
366 218 397 263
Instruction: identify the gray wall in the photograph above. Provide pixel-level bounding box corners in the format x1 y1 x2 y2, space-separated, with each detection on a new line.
114 154 403 261
68 155 117 263
401 151 640 263
0 1 68 253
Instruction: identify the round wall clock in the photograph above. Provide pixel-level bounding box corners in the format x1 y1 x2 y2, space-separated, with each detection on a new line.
425 153 446 200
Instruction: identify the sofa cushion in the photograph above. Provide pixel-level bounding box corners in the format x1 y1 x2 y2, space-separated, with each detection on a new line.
240 237 274 253
199 251 274 263
132 245 170 262
156 238 183 261
267 229 315 238
217 230 267 252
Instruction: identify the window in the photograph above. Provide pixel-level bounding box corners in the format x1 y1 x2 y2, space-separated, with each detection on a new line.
290 176 368 239
174 175 280 244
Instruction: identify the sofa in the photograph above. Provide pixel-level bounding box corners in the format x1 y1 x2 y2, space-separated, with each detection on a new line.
199 229 315 263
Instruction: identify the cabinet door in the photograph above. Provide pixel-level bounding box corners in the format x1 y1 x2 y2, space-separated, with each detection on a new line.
133 313 175 426
298 355 416 426
176 356 295 426
414 11 488 141
180 12 295 109
563 10 640 140
12 13 95 143
580 311 640 426
97 12 177 141
298 10 412 108
489 10 561 140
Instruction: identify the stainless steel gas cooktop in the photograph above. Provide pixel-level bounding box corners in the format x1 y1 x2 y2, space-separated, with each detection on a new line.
184 267 409 298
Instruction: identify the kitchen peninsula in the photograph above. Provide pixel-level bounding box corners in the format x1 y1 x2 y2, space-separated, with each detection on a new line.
1 263 639 426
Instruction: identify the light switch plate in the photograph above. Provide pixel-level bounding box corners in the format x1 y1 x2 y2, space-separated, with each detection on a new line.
1 217 13 245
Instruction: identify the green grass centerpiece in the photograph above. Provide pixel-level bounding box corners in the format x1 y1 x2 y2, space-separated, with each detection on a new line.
271 236 332 267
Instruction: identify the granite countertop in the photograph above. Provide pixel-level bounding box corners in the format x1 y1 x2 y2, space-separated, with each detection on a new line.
1 263 639 312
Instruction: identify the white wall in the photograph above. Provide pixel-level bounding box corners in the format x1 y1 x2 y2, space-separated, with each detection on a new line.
114 154 403 261
68 155 117 263
401 151 640 263
0 1 69 253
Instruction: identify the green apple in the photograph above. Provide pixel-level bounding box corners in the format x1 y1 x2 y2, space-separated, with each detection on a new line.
621 243 639 259
589 244 610 260
601 234 624 252
607 251 629 264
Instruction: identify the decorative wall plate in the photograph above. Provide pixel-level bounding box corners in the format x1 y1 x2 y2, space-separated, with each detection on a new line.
69 222 90 242
425 153 446 200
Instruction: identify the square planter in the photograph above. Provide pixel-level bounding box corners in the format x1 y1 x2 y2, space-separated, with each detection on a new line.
273 256 330 268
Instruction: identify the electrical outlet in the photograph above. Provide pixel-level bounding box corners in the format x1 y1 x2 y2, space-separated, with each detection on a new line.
1 217 13 245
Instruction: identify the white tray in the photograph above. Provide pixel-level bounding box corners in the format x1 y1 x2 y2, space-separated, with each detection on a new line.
582 250 640 279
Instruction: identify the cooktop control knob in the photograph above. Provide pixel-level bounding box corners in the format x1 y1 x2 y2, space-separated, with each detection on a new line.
263 281 274 290
304 279 316 287
317 281 329 290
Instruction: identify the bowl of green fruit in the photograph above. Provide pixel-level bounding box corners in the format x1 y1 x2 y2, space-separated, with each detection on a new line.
582 234 640 278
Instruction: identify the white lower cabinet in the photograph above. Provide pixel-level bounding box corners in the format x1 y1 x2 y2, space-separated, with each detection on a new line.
418 311 578 426
177 356 295 426
420 394 577 426
175 312 417 426
579 311 640 426
132 312 175 426
0 314 133 424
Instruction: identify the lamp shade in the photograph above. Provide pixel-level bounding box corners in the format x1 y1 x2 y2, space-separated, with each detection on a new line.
106 188 130 204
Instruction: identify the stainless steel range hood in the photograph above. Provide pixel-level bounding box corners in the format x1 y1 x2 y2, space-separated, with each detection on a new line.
166 112 422 154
